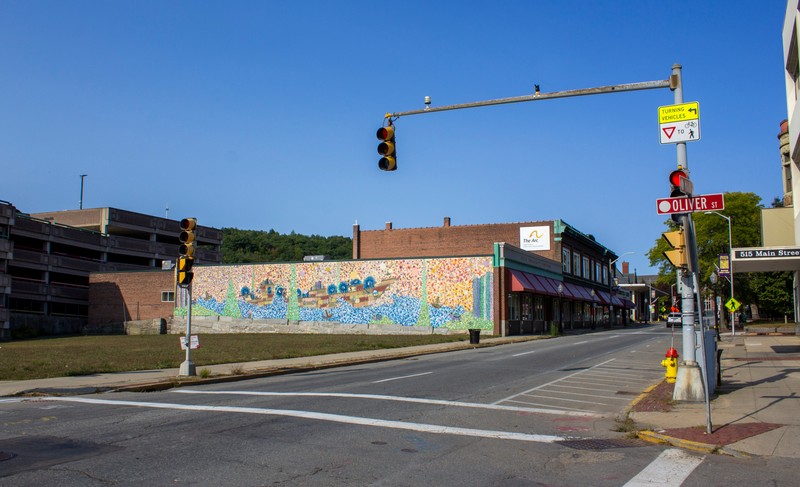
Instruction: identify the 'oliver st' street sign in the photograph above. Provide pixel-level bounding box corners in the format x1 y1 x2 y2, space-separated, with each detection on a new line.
656 193 725 215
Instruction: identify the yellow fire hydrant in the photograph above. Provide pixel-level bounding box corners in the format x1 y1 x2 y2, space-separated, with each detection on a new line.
661 347 679 383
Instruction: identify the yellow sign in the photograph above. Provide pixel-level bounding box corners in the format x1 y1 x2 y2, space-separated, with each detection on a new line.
725 297 741 312
658 102 700 124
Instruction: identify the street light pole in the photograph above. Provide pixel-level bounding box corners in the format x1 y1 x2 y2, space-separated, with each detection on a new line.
79 174 88 209
705 211 735 336
608 251 635 326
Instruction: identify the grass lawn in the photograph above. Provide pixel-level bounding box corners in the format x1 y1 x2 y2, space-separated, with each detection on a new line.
0 333 470 381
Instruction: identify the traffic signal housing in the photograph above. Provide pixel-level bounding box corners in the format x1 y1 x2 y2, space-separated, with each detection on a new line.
177 255 194 286
377 124 396 171
179 218 197 258
669 168 691 197
662 229 687 268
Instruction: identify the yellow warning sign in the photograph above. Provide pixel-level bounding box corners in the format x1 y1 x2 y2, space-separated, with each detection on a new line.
725 297 741 312
658 102 700 124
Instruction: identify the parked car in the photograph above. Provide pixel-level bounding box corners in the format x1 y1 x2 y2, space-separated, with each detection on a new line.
666 312 682 327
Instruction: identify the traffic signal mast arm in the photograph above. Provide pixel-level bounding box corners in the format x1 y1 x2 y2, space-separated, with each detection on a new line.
384 79 673 119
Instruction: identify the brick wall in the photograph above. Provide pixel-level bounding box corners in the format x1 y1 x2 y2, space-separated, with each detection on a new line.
89 270 175 326
354 220 558 263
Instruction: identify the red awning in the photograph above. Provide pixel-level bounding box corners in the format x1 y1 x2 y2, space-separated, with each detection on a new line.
596 291 611 304
509 269 550 294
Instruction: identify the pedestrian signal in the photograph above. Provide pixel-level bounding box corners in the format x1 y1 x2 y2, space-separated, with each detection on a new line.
177 255 194 286
662 230 687 268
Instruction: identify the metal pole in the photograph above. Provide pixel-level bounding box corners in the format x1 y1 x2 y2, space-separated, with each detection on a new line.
727 217 735 336
386 80 671 119
179 285 196 376
79 174 87 209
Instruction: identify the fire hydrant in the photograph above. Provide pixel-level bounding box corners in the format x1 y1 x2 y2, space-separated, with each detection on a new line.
661 347 679 383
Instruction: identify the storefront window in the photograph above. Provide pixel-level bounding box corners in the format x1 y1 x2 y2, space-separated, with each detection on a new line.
535 296 544 320
508 294 520 320
522 294 533 321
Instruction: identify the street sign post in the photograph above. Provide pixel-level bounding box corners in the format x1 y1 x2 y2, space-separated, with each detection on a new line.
656 193 724 215
659 101 700 144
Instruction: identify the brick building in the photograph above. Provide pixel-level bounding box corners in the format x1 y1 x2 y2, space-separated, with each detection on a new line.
354 217 634 335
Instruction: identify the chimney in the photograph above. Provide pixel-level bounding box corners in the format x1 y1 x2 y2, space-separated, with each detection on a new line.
443 217 451 227
385 221 392 230
622 262 629 275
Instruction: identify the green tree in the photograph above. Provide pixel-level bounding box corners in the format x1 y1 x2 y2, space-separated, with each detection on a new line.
221 228 352 263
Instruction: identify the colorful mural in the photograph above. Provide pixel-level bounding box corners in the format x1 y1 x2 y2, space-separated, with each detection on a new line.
175 257 494 330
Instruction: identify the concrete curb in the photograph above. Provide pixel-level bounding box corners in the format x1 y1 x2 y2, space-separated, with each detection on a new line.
637 430 751 458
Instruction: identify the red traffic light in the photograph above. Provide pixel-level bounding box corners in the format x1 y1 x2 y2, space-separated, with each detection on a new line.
377 124 397 171
376 126 394 141
669 169 688 188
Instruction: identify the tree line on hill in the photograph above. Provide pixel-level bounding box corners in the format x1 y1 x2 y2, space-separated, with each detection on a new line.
220 228 352 264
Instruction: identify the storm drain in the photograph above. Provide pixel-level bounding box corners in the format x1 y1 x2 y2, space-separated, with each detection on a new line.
555 438 648 450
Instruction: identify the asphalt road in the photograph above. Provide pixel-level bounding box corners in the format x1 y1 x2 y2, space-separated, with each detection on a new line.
1 324 797 486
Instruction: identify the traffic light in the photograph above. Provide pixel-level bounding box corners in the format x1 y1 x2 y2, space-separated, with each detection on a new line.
669 168 691 197
179 218 197 258
377 124 396 171
178 218 196 287
177 255 194 286
662 230 687 268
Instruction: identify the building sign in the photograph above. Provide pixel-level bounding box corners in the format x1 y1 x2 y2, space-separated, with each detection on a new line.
520 226 550 251
718 253 730 277
734 248 800 259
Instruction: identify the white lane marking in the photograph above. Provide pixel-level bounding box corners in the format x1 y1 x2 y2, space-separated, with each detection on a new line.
502 399 600 414
511 350 536 357
0 398 24 404
33 396 564 444
372 371 432 383
623 448 704 486
574 340 588 345
173 390 603 418
491 358 616 405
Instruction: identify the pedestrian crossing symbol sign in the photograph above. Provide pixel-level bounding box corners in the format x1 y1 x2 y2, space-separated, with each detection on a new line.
725 297 741 312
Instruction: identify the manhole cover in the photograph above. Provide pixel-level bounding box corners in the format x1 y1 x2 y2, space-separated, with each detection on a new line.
555 438 647 451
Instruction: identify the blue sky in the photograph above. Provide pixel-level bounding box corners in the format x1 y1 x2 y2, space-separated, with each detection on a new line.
0 1 788 274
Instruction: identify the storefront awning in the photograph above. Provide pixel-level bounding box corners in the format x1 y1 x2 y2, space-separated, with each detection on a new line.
509 269 548 294
509 269 608 302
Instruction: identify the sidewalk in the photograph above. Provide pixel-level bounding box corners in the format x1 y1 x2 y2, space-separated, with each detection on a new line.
630 333 800 458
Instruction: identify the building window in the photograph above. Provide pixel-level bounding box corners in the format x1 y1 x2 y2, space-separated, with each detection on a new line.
573 252 581 276
161 291 175 302
522 294 533 321
535 296 544 321
602 266 608 285
508 294 520 320
595 262 601 282
562 248 571 273
582 256 590 279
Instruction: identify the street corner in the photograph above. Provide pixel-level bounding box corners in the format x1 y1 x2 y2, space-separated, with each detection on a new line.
638 422 785 457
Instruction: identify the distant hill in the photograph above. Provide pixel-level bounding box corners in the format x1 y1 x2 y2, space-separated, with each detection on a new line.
220 228 352 264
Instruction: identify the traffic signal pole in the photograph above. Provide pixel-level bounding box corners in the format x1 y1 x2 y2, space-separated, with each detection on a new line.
385 80 671 119
669 65 711 432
